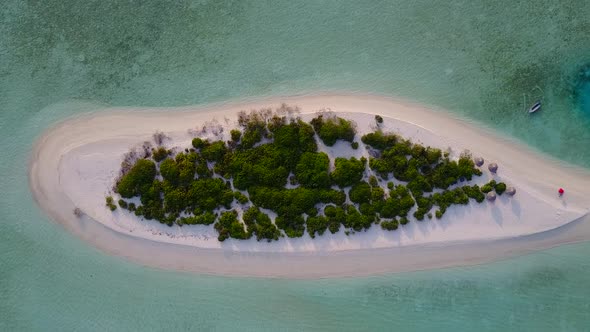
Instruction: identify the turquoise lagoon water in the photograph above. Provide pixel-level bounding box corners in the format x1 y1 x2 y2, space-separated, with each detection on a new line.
2 0 590 330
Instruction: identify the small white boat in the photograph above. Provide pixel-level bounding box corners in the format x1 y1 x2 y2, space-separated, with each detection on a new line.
528 100 541 113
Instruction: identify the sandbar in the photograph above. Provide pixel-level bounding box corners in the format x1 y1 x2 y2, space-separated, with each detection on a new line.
29 94 590 278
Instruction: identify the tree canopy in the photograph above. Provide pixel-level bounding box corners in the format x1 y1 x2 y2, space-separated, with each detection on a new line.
311 115 356 146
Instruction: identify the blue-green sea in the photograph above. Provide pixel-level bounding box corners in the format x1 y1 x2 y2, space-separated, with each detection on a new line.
2 1 590 330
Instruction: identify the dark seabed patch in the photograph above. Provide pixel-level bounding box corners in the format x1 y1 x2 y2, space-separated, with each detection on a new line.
574 64 590 116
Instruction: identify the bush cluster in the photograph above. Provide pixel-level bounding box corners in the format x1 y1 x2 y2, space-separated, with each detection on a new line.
381 219 399 231
109 108 489 242
310 115 356 146
215 210 249 241
152 147 170 162
105 196 117 211
250 186 345 237
243 207 281 242
363 131 481 196
295 152 330 189
116 159 157 198
481 180 507 195
179 212 216 226
331 157 366 188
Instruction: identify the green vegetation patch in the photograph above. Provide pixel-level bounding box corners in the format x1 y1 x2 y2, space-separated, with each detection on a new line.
105 196 117 211
116 159 157 198
110 108 495 242
295 152 331 189
243 207 281 242
311 114 356 146
215 210 249 241
331 157 366 188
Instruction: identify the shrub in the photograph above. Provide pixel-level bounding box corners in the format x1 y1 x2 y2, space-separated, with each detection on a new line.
381 219 398 231
425 148 442 164
382 197 412 218
215 210 249 241
307 207 318 217
495 182 507 195
349 182 371 204
361 131 398 150
311 115 356 146
270 119 317 154
450 188 469 205
228 144 290 189
345 205 373 231
195 158 212 178
375 115 384 124
295 152 331 189
479 180 498 193
105 196 117 211
237 112 268 149
371 187 385 203
152 147 170 162
187 178 234 211
351 142 359 150
463 185 485 202
331 157 365 188
230 129 242 142
234 191 249 204
191 138 207 149
435 210 443 219
319 189 346 206
173 153 197 185
323 205 345 234
118 199 128 209
399 217 409 225
241 128 263 149
413 208 428 221
275 214 305 238
182 211 217 226
480 184 493 193
159 158 180 184
369 175 378 187
359 202 375 216
306 215 329 238
242 207 281 242
201 141 227 162
407 175 433 196
116 159 157 198
379 188 414 219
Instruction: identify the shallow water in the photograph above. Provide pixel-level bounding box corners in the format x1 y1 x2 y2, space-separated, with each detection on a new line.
2 0 590 330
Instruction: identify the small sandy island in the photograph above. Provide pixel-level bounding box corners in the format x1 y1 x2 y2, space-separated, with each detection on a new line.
29 94 590 278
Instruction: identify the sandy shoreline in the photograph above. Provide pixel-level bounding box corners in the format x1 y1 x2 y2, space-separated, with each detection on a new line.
29 94 590 278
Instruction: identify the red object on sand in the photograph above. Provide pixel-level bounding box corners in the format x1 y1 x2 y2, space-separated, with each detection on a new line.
558 188 564 195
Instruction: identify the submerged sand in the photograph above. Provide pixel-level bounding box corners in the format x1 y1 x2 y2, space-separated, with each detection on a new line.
29 94 590 278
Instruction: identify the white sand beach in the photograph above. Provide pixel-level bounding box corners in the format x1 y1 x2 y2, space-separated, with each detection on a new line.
29 94 590 278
